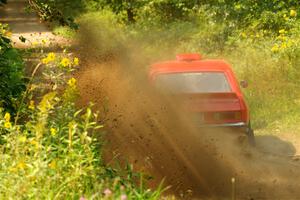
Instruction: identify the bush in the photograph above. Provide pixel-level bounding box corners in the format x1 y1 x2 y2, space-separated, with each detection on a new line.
0 48 164 199
0 24 25 114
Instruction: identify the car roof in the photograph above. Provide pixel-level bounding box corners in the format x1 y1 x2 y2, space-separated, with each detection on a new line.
150 54 232 75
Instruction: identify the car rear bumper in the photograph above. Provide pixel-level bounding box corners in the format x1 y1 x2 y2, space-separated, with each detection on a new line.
197 122 249 134
198 122 247 128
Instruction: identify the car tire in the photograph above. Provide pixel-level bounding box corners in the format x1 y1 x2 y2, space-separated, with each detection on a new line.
246 124 255 146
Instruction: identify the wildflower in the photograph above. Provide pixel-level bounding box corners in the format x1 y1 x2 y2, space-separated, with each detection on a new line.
73 57 79 66
30 140 37 145
50 127 57 136
68 77 77 88
4 121 12 129
42 52 56 64
283 14 289 21
41 39 48 45
38 92 56 113
240 32 247 38
279 29 286 34
47 52 56 61
271 44 279 53
290 9 297 17
120 194 127 200
4 112 10 122
5 31 12 37
79 197 86 200
277 35 287 41
103 188 112 197
42 57 50 64
17 161 26 170
281 42 287 49
3 113 11 129
32 41 39 47
60 57 71 67
29 100 35 110
48 160 56 169
30 140 39 149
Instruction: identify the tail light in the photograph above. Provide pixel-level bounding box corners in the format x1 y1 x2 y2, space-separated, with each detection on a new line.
193 111 242 124
212 111 242 121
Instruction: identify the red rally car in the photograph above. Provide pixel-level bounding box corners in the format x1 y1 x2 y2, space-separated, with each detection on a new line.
149 53 255 145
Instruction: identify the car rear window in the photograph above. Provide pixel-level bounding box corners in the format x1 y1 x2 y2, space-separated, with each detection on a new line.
155 72 232 93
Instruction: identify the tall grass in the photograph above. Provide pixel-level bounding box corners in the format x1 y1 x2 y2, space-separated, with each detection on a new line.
0 48 164 199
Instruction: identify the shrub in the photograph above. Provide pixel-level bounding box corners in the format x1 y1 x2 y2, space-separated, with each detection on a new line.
0 24 25 114
0 47 164 199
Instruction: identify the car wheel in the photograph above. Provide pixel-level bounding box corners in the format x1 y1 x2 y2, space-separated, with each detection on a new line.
246 124 255 146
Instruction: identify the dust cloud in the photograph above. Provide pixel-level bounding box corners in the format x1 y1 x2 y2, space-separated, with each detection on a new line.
74 24 300 199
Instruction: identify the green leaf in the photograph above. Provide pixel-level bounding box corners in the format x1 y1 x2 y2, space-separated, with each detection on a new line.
19 35 27 43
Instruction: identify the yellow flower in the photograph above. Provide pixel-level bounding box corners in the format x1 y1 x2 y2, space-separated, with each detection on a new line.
4 112 10 122
17 162 26 170
73 57 79 66
60 58 71 67
41 39 48 44
42 57 50 64
5 31 12 38
47 52 56 61
48 160 57 169
279 29 286 34
281 42 287 49
38 92 56 113
283 14 289 21
32 41 39 47
30 140 39 149
277 35 287 41
50 127 57 136
67 77 77 88
29 100 35 110
240 32 247 38
271 44 279 52
290 9 297 17
41 52 56 64
4 121 12 129
30 140 37 145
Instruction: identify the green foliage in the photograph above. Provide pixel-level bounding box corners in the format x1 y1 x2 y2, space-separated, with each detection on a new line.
0 0 6 5
0 47 164 199
28 0 81 28
0 24 25 114
53 25 76 39
78 0 300 30
222 38 300 132
31 0 300 36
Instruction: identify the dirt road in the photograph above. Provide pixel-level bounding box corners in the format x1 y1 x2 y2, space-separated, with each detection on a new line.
75 37 300 199
0 0 69 48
